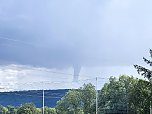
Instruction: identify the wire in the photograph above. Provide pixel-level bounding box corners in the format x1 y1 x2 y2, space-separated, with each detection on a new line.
0 35 48 48
0 77 108 86
0 36 33 46
0 64 110 80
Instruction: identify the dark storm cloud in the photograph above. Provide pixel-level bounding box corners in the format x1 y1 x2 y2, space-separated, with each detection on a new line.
0 0 152 69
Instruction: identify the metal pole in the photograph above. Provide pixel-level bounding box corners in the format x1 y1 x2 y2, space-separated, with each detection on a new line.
42 82 45 114
43 89 44 114
150 101 152 114
126 87 129 114
150 81 152 114
96 77 98 114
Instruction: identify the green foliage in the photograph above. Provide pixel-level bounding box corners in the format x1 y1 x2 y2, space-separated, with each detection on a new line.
0 75 151 114
56 83 96 114
0 104 57 114
98 75 134 113
134 49 152 79
129 79 151 114
134 49 152 113
17 103 39 114
56 89 82 114
79 83 96 114
6 105 17 114
42 106 57 114
0 105 8 114
98 75 152 114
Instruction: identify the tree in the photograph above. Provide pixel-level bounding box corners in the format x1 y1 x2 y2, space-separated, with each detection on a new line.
17 103 39 114
6 105 17 114
129 79 151 114
56 83 96 114
98 75 152 114
98 75 138 114
134 49 152 113
0 105 7 114
56 90 83 114
42 106 57 114
134 49 152 80
79 83 96 114
49 108 57 114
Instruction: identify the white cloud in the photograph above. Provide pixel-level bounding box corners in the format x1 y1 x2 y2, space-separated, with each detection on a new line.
0 64 146 91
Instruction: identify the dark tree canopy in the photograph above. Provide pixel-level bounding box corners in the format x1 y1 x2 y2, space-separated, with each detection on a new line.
134 49 152 79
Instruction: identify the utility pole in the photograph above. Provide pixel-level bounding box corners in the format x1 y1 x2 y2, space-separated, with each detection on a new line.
42 82 45 114
150 101 152 114
150 79 152 114
126 87 128 114
96 77 98 114
43 89 44 114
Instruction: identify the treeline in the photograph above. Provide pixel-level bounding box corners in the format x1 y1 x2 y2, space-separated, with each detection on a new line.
0 104 56 114
0 75 151 114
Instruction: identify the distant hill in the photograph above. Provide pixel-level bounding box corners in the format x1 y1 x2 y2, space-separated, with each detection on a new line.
0 89 69 108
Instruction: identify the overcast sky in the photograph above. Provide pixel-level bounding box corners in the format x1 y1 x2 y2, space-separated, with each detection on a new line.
0 0 152 91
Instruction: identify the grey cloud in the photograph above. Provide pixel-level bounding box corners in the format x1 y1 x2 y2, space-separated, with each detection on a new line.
0 0 152 70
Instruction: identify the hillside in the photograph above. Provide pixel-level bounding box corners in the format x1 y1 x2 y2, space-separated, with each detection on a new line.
0 89 68 108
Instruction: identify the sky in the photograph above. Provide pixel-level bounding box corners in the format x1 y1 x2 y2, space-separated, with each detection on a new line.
0 0 152 91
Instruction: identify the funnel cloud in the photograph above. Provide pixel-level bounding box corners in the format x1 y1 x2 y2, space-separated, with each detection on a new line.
73 64 81 81
0 0 152 81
